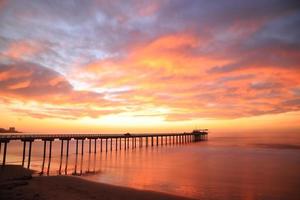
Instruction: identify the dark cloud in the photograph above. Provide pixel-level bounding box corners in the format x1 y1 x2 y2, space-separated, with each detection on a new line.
0 62 72 97
157 0 300 32
0 61 129 120
1 61 118 103
244 12 300 50
283 98 300 108
250 81 282 90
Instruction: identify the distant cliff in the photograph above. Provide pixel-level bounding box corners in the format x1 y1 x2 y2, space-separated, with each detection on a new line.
0 127 22 133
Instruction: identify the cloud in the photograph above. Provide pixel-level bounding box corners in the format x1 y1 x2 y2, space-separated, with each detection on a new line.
0 62 122 119
76 30 300 120
0 62 72 98
1 40 46 60
0 0 300 122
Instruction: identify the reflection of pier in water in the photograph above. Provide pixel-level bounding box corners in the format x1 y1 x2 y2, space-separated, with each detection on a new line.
0 131 208 175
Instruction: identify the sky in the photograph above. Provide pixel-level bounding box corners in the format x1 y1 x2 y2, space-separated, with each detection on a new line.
0 0 300 134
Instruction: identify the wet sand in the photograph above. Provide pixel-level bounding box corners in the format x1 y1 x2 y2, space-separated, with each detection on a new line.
0 165 195 200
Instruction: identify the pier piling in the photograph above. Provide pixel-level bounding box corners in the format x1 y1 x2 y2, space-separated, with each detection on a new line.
100 138 103 152
2 141 8 166
41 140 47 174
47 140 53 175
80 139 84 174
124 137 126 149
22 141 26 167
27 140 33 169
106 138 108 152
110 138 113 151
89 139 91 154
115 138 118 151
65 139 70 174
74 139 79 174
59 140 64 174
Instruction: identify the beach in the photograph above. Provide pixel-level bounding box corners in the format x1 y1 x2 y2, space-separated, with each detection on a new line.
0 165 194 200
0 165 195 200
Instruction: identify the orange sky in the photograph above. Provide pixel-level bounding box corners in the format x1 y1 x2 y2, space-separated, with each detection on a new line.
0 1 300 134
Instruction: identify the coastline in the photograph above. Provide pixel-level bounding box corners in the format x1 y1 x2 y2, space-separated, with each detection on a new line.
0 165 195 200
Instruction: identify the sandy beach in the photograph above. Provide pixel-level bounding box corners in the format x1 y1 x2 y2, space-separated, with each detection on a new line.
0 165 195 200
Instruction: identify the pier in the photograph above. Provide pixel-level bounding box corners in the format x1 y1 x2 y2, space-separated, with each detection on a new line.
0 130 208 174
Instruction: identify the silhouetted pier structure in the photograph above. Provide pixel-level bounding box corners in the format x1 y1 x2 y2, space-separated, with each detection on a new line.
0 130 208 174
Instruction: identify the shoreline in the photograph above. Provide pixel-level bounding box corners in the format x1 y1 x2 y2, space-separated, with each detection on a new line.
0 165 195 200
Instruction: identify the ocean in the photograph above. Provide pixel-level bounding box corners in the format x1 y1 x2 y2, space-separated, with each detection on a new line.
3 132 300 200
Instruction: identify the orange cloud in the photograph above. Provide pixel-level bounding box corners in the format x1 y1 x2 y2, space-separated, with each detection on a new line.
8 80 31 90
71 32 300 121
3 40 45 60
0 62 125 119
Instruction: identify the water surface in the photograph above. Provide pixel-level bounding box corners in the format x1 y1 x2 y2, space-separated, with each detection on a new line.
3 133 300 200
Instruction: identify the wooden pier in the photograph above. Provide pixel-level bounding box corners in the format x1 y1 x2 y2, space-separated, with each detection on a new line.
0 130 208 174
